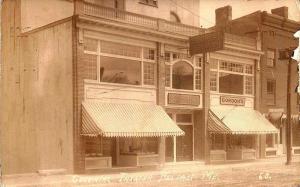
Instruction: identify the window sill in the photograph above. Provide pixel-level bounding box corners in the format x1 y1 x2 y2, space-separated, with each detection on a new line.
84 79 156 90
166 87 203 94
210 92 255 98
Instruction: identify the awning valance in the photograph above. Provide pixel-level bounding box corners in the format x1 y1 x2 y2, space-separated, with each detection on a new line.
81 101 184 137
208 106 279 134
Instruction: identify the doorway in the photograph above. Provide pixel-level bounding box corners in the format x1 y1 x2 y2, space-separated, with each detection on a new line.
166 112 194 162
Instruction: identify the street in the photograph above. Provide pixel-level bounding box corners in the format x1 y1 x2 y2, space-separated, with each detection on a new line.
3 157 300 187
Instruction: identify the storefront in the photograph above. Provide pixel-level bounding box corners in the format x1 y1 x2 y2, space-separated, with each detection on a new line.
162 48 204 163
281 114 300 155
208 106 279 163
81 101 184 170
265 112 300 156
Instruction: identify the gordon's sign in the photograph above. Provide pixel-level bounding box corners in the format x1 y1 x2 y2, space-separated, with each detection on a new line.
220 96 245 106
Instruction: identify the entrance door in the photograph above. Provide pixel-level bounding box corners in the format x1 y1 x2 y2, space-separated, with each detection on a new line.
165 112 193 162
176 125 193 161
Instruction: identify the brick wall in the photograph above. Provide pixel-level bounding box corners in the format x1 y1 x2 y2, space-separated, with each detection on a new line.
260 30 299 114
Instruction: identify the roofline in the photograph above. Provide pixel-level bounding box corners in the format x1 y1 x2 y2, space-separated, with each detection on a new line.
19 16 74 36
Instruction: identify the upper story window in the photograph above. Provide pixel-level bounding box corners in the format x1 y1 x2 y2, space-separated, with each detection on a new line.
172 61 193 90
170 12 181 23
209 58 254 95
139 0 158 7
266 79 276 105
83 38 156 86
266 49 276 67
165 52 202 91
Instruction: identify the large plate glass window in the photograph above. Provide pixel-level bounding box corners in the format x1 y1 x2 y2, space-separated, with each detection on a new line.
209 58 254 95
83 38 156 86
100 56 141 85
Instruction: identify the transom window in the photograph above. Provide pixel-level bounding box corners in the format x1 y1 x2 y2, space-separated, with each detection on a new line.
165 52 202 91
83 38 156 86
209 58 254 95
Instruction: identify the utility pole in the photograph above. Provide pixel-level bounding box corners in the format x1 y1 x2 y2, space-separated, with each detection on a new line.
286 51 292 165
279 48 295 165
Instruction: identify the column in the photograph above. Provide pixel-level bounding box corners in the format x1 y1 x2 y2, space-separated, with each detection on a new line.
255 135 260 159
173 136 177 162
158 137 166 166
193 110 202 160
223 134 227 150
260 135 266 158
157 42 166 166
202 53 211 164
116 137 120 166
74 0 84 15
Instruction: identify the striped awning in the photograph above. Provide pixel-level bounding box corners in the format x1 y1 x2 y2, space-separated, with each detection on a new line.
81 101 184 137
208 106 279 134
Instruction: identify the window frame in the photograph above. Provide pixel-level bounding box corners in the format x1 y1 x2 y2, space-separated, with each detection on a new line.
266 79 276 105
139 0 158 7
164 52 202 91
209 58 254 96
83 37 157 87
266 49 276 68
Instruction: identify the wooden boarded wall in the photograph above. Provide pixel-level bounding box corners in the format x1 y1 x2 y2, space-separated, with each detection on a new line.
1 13 74 174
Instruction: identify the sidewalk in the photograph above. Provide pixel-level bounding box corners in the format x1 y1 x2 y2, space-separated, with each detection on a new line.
2 155 300 187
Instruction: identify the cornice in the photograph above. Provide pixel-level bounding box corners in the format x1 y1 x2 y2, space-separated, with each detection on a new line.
261 11 300 32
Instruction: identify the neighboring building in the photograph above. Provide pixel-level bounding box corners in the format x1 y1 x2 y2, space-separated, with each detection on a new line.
1 0 283 175
210 6 300 158
199 0 300 28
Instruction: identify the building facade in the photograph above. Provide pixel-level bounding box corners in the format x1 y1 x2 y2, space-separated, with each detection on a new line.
211 6 300 158
1 0 203 174
0 0 289 175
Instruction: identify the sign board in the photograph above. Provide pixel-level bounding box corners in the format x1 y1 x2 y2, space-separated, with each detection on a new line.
168 93 200 106
220 96 245 106
189 31 224 56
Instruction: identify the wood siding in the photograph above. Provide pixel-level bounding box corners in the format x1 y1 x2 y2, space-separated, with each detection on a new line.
1 9 74 174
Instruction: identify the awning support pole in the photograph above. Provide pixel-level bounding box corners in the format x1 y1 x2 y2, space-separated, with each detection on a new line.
173 136 177 162
116 137 120 166
223 134 226 151
255 135 259 159
158 137 166 167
